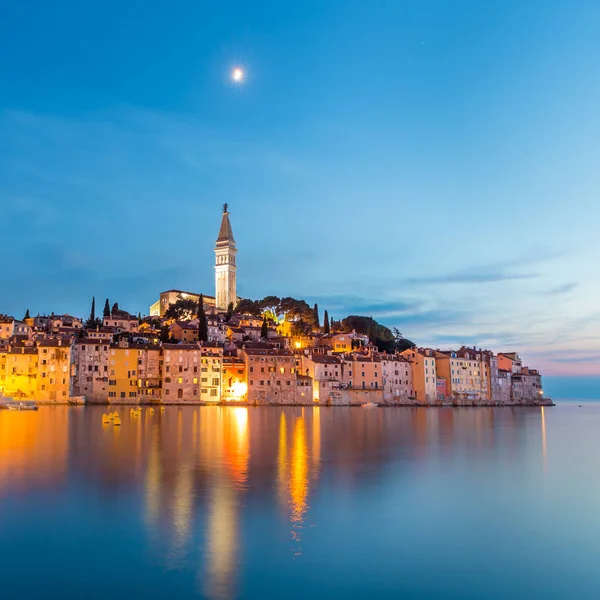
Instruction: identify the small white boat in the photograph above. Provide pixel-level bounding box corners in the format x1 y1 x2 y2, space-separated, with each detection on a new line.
6 400 38 411
0 396 14 409
361 401 378 408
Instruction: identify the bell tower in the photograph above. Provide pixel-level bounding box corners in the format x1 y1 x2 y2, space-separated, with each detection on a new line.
214 203 237 310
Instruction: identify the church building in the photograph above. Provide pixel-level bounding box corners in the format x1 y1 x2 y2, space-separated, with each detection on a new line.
150 205 238 316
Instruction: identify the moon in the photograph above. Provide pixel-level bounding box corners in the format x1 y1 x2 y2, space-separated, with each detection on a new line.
231 66 245 83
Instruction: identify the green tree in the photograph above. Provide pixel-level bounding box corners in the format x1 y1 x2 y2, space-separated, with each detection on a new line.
86 297 96 328
226 302 234 322
111 302 119 315
259 295 281 317
261 316 269 339
103 299 110 317
313 303 320 328
235 298 262 316
323 310 330 334
198 294 208 342
23 309 30 321
164 297 199 321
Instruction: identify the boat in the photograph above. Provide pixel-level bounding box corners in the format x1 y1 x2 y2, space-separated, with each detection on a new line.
6 400 38 411
361 401 378 408
0 396 14 409
67 395 86 406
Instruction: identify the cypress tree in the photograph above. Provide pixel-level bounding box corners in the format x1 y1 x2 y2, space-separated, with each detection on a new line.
23 309 30 321
160 325 170 343
198 294 208 342
330 315 334 332
226 301 234 322
261 316 268 339
323 310 330 334
111 302 119 315
313 303 320 328
86 297 96 327
103 299 110 317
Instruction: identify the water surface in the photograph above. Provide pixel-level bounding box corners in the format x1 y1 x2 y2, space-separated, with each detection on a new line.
1 404 598 599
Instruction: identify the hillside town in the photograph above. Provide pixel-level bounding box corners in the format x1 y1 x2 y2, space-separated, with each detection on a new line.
0 206 551 407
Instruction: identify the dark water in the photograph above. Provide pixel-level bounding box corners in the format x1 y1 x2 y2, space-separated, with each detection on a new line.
0 403 599 600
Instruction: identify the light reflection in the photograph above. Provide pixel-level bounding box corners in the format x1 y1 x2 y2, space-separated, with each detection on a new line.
290 416 308 537
541 406 547 473
0 408 69 493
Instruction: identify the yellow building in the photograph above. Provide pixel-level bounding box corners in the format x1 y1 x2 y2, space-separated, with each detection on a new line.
36 339 72 402
434 348 488 402
3 345 38 398
107 343 139 403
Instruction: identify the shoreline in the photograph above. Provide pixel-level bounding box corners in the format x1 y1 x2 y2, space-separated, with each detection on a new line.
10 398 555 408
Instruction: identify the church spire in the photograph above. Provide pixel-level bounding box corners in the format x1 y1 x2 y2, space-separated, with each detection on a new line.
216 203 235 244
214 204 237 309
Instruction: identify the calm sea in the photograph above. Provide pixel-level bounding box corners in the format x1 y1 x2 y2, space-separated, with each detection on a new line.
1 403 599 600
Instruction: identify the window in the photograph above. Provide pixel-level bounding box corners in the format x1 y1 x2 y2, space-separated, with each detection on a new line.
108 391 116 398
210 389 218 397
178 377 183 384
120 392 126 398
212 378 219 386
109 380 116 386
193 377 198 384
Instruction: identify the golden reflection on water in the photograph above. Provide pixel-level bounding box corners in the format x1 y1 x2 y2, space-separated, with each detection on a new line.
0 408 69 491
275 409 321 555
541 406 547 472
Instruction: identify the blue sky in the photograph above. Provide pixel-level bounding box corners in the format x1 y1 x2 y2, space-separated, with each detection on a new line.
1 0 599 377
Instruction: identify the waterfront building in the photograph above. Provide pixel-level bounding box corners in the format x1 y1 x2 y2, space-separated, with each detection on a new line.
299 354 343 402
400 348 437 403
107 342 140 402
72 339 110 403
497 369 513 403
513 367 543 402
434 347 490 402
341 353 383 391
2 342 38 398
136 344 162 402
222 356 247 402
200 344 223 403
162 343 201 403
381 355 413 401
36 338 72 402
497 352 523 374
240 347 297 404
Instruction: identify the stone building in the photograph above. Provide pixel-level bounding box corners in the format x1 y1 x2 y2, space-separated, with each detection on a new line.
72 339 110 402
381 355 413 401
162 343 201 403
241 347 297 404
